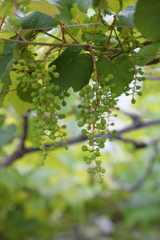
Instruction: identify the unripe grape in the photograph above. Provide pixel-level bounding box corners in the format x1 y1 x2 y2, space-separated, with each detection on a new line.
87 168 93 173
86 159 91 164
131 98 136 104
50 146 55 150
31 92 37 97
108 74 114 80
39 88 45 94
54 72 59 78
40 121 46 127
78 121 84 127
40 62 45 68
88 133 95 139
99 143 105 148
32 143 39 148
81 129 87 135
41 107 46 113
55 85 60 91
40 95 45 100
38 128 44 134
99 177 104 183
91 154 96 159
46 84 54 91
37 73 42 78
82 145 88 151
51 65 56 70
44 76 51 82
93 83 99 90
30 104 37 111
32 83 40 89
32 97 39 103
111 93 117 98
110 83 116 88
51 117 57 123
96 160 101 165
87 92 94 98
48 67 53 73
102 98 109 105
104 77 110 83
100 168 106 173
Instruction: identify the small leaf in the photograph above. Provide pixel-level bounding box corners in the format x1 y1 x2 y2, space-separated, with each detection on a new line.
49 47 93 92
96 55 134 96
134 0 160 42
28 1 60 17
0 124 16 148
82 32 108 46
136 43 160 66
118 4 136 27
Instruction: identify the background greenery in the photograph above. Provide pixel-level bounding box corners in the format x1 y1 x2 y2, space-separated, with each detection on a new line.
1 71 160 240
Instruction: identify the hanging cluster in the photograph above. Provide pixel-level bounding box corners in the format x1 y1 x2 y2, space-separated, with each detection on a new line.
14 50 70 164
77 74 118 183
121 30 146 103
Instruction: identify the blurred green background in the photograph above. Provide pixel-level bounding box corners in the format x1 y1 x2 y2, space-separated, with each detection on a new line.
0 66 160 240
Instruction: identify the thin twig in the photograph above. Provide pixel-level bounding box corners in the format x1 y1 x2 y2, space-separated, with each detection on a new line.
0 115 160 168
112 143 159 191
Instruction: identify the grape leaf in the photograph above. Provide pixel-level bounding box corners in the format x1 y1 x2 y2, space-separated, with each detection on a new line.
20 11 58 32
107 0 120 13
4 72 31 116
55 0 92 24
136 43 160 66
92 0 108 9
0 124 16 148
28 1 60 17
49 47 93 92
82 32 108 46
118 0 137 10
134 0 160 42
118 4 136 27
96 55 134 96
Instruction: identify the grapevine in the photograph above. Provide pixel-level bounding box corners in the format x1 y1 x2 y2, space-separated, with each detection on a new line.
0 0 157 183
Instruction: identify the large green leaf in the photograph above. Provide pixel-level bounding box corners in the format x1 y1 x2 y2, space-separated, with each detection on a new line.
28 0 60 17
96 55 134 96
134 0 160 42
136 43 160 66
0 124 16 148
20 11 58 32
49 47 93 92
118 4 136 27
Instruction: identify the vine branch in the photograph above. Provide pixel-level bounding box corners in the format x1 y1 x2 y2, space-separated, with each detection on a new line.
0 112 160 169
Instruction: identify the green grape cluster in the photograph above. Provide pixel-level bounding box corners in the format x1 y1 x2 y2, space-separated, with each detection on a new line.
121 30 146 103
13 50 70 164
78 74 118 181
